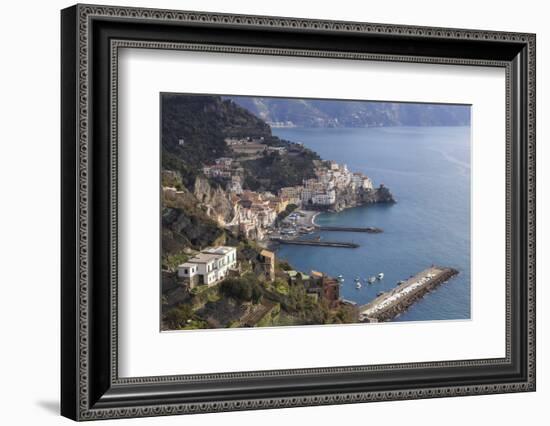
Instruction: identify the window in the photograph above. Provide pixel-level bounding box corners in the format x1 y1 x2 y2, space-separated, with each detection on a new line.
184 268 188 274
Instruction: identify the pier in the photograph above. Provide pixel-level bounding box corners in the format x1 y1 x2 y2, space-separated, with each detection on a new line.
358 266 459 322
270 238 359 248
316 226 383 233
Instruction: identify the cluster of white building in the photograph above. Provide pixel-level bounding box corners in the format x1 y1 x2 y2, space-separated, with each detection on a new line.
278 186 303 205
177 246 238 289
202 157 245 194
201 154 297 240
302 178 337 206
229 190 288 240
203 157 240 179
279 160 374 207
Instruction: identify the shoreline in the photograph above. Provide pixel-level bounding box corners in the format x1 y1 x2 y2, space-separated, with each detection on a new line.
311 211 320 227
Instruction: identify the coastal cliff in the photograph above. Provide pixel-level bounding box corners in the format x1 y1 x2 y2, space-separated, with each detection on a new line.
161 184 227 255
193 176 234 225
318 185 395 213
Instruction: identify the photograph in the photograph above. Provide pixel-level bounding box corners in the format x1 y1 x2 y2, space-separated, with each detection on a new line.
160 93 471 330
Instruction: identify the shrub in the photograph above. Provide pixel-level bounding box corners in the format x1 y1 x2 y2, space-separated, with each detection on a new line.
219 274 262 303
164 304 193 329
163 251 189 271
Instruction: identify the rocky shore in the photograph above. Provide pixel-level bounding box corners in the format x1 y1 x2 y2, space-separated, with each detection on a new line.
318 185 396 213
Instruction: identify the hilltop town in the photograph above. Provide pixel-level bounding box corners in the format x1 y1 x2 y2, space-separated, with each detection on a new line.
160 94 394 330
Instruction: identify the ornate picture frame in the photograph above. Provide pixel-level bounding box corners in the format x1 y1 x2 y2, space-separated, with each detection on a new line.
61 4 535 421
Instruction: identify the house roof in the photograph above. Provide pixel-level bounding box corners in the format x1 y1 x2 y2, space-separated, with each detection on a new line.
185 253 220 264
260 249 275 259
202 246 235 255
181 246 237 265
286 270 309 280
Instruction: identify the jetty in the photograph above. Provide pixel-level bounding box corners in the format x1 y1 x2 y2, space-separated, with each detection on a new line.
358 266 459 322
316 226 383 233
270 238 359 248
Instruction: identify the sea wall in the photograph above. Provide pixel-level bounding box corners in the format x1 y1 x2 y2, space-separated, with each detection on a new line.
360 267 458 322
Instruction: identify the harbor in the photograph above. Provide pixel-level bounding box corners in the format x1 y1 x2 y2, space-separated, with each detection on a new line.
270 238 359 248
272 126 470 322
273 209 382 239
317 226 383 233
358 266 459 322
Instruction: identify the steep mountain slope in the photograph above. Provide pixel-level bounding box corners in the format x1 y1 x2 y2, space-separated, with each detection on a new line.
162 94 271 153
161 94 319 192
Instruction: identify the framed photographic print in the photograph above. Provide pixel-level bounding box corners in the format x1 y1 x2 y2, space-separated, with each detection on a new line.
61 4 536 421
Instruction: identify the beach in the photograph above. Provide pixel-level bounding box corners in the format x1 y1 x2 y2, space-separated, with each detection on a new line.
294 210 320 228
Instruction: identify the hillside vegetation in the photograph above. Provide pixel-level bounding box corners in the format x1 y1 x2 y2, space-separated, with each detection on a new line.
162 94 319 190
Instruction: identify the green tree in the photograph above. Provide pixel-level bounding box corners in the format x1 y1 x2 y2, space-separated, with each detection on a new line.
220 275 262 303
164 304 194 329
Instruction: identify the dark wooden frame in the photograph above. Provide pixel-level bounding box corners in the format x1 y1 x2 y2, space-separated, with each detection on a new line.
61 4 536 421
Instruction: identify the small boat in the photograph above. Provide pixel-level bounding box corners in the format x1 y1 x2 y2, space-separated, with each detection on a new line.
377 273 384 280
368 276 376 284
354 276 360 282
356 282 362 289
337 274 343 279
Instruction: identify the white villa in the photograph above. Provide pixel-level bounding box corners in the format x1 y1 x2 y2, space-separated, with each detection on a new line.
177 246 238 288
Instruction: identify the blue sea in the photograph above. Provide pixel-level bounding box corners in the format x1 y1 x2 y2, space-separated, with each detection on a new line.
273 126 471 322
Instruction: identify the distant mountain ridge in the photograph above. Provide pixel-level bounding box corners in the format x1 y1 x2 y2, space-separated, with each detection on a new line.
225 96 470 128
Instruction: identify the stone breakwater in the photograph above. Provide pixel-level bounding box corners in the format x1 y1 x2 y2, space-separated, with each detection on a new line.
359 266 459 322
316 226 383 233
271 238 359 248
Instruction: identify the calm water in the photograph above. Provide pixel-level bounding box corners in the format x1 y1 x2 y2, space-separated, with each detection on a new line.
273 126 471 321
